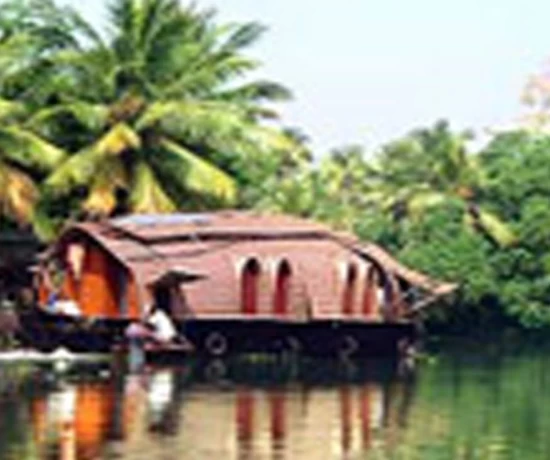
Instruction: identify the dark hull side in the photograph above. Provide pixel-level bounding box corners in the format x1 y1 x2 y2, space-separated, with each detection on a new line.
18 308 418 358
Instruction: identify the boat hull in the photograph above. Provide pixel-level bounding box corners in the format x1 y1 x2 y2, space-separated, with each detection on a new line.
183 319 416 358
18 308 417 358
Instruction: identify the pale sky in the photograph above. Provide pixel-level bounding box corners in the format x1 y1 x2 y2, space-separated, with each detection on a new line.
63 0 550 153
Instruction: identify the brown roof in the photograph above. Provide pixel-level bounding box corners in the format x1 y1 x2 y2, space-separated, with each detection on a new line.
337 237 458 297
107 211 329 242
56 211 457 318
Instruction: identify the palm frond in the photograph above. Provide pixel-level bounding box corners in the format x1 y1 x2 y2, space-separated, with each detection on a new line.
140 0 183 53
221 22 266 52
160 55 259 97
48 47 117 101
129 160 177 213
160 137 236 202
217 80 292 103
0 33 39 83
27 102 109 132
407 191 448 219
246 125 298 152
0 98 25 122
108 0 136 44
0 127 66 170
95 122 141 155
137 99 234 130
82 157 128 215
476 207 517 247
0 161 37 224
138 100 295 155
44 148 100 194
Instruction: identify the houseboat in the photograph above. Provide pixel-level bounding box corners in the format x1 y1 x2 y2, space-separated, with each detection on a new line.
19 211 456 357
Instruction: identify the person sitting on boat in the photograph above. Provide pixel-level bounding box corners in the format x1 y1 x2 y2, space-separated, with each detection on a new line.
50 297 81 317
46 288 81 317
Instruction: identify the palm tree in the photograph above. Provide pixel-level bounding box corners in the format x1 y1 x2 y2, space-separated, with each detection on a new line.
31 0 294 218
0 0 75 228
372 120 516 246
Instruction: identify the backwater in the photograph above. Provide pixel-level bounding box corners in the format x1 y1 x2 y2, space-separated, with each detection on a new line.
1 343 550 459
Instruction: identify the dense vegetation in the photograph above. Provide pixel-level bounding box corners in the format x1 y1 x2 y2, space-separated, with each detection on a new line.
1 0 550 332
251 125 550 333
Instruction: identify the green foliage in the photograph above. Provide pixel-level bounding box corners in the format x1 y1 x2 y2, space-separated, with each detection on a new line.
398 204 497 306
477 132 550 329
395 129 550 330
36 0 296 223
482 132 550 219
0 0 296 236
242 121 550 332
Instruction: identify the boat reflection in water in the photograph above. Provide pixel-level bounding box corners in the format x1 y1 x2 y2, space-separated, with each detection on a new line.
24 357 415 460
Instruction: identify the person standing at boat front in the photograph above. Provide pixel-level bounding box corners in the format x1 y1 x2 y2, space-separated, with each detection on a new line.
146 305 178 344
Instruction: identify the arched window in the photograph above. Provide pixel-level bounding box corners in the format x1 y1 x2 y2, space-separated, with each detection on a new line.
241 259 261 315
362 266 378 318
342 264 357 316
273 260 292 317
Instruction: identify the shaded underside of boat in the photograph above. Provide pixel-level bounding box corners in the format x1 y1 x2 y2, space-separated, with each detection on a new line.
17 308 417 358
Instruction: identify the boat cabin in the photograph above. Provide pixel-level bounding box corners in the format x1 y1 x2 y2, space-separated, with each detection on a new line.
35 211 455 324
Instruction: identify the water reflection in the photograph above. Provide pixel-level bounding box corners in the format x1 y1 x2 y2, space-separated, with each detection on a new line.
30 381 116 459
0 357 412 460
9 350 550 459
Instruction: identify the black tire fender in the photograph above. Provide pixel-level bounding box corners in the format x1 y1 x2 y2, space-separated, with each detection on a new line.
205 331 229 356
204 359 227 381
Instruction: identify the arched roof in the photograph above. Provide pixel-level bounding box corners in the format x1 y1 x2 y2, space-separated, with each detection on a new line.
51 211 457 308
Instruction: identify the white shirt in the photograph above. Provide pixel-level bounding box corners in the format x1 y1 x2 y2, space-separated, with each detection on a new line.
147 310 177 342
53 299 81 317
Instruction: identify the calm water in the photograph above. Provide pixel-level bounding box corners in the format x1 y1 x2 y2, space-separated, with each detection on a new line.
1 348 550 460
